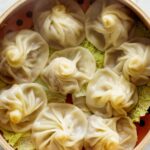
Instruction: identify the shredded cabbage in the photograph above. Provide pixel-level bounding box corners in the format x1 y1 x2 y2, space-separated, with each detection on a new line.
130 85 150 122
0 129 35 150
14 133 35 150
81 39 104 68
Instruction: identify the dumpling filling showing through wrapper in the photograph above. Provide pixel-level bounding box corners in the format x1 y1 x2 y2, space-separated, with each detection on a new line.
86 68 138 118
0 83 47 132
33 0 85 49
41 46 96 95
105 38 150 85
85 0 134 51
84 115 137 150
32 103 88 150
0 29 49 84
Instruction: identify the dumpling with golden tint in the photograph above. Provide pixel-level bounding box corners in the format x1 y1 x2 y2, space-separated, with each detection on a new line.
32 103 88 150
41 47 96 95
0 29 49 84
85 0 134 51
86 68 138 118
0 83 47 132
105 38 150 85
85 115 137 150
33 0 85 49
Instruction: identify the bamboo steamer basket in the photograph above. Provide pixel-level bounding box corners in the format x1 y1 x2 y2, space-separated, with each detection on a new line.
0 0 150 149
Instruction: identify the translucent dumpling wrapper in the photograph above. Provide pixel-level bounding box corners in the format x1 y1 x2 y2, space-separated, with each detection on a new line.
33 0 85 49
41 47 96 95
85 0 134 51
105 38 150 85
72 96 92 117
35 77 66 103
32 103 88 150
86 68 138 118
84 115 137 150
0 29 49 84
0 83 47 132
72 83 92 117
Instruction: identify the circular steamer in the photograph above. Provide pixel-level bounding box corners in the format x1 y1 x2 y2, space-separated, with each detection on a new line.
0 0 150 150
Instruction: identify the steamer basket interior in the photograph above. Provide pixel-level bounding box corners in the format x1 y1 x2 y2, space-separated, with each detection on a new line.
0 0 150 149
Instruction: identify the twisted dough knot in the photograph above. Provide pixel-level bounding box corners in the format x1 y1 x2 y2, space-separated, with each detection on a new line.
6 48 26 68
102 14 116 28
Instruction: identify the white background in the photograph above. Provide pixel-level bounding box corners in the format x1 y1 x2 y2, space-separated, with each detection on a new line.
134 0 150 16
0 0 150 150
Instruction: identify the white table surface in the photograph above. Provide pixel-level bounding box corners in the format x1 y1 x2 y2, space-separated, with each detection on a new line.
0 0 150 150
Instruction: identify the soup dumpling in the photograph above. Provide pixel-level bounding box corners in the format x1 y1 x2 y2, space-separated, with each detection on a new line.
85 0 134 51
33 0 85 49
86 68 138 117
32 103 88 150
105 39 150 85
0 83 47 132
0 29 49 84
85 115 137 150
41 47 96 95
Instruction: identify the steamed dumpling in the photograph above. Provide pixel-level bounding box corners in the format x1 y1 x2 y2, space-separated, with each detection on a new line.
33 0 85 49
86 68 138 118
32 103 88 150
0 83 47 132
41 47 96 95
0 29 49 84
85 115 137 150
105 39 150 85
85 0 134 51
